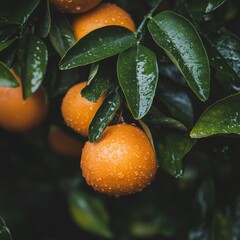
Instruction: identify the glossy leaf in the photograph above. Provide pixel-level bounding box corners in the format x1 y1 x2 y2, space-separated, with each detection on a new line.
143 106 188 131
18 34 48 99
88 63 99 82
60 26 136 69
0 0 40 25
49 12 76 57
0 39 15 52
35 0 51 38
81 62 114 102
0 61 19 87
155 130 196 178
158 80 194 128
204 28 240 79
191 93 240 138
89 90 121 143
0 42 17 67
69 191 112 238
118 45 158 119
0 217 12 240
148 11 210 101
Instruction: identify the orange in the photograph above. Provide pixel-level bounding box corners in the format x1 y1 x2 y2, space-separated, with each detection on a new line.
49 0 101 14
61 81 105 137
72 3 136 41
48 127 84 158
0 70 48 132
81 124 158 196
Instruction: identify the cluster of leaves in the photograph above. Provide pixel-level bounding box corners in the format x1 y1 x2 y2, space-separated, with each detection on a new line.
1 0 240 239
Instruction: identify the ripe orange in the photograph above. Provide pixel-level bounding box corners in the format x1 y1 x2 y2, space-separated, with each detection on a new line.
49 0 101 14
61 81 105 137
48 127 84 158
72 3 136 41
0 70 48 132
81 124 158 196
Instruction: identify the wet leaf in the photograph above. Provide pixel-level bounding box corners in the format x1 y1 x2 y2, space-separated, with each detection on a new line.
117 45 158 119
89 90 121 143
155 130 196 178
143 106 188 131
35 0 51 38
0 217 12 240
0 41 17 67
49 12 76 57
69 191 112 238
60 26 136 69
17 34 48 99
158 80 194 128
0 61 19 87
0 0 40 25
203 28 240 79
81 61 114 102
0 39 15 52
191 93 240 138
148 11 210 101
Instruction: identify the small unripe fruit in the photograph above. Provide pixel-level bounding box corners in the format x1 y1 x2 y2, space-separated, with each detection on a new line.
81 124 158 196
61 81 105 137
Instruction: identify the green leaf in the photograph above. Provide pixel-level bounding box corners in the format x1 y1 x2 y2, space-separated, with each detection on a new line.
188 0 225 14
203 28 240 79
143 106 188 131
0 61 19 87
49 12 76 57
155 130 196 178
69 191 112 238
17 34 48 99
60 26 136 70
0 39 15 52
148 11 210 101
158 80 194 128
0 0 40 25
35 0 51 38
191 93 240 138
89 90 121 143
118 45 158 119
0 217 12 240
81 61 114 102
0 42 17 67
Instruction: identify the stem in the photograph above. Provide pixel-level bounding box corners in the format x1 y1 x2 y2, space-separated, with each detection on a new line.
136 0 164 42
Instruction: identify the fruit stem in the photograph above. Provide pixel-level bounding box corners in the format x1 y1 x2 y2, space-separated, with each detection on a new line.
136 0 164 43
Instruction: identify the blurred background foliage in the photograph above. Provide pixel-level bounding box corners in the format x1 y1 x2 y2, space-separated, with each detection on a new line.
0 0 240 239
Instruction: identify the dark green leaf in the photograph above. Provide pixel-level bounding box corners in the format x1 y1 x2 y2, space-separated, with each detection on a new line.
69 191 112 238
88 63 99 82
89 90 121 142
143 106 188 131
188 0 225 14
192 178 215 223
18 34 48 99
191 93 240 138
158 80 194 128
0 39 15 52
118 45 158 119
0 217 12 240
0 0 40 25
0 42 17 67
155 130 196 177
81 62 114 102
204 28 240 79
148 11 210 101
49 12 76 57
35 0 51 38
60 26 136 69
0 61 19 87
